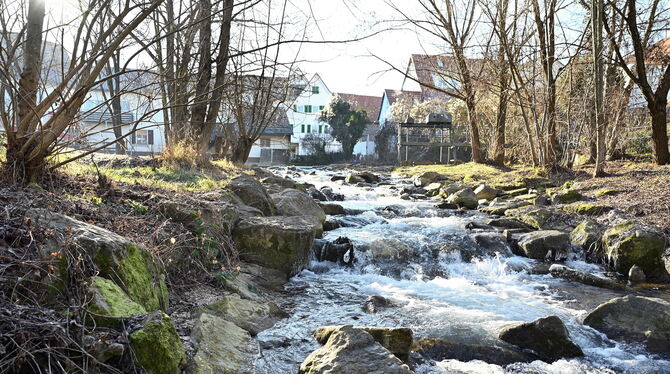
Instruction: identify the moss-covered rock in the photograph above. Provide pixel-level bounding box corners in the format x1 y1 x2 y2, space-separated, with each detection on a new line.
233 216 319 278
504 206 556 229
187 313 252 374
595 189 620 197
564 203 613 216
130 312 185 374
87 276 146 327
570 220 602 255
27 209 168 312
314 326 413 362
552 189 583 204
517 230 570 260
198 295 288 336
602 221 667 279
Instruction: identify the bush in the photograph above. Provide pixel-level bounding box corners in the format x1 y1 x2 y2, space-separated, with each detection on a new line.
160 140 200 168
626 129 652 156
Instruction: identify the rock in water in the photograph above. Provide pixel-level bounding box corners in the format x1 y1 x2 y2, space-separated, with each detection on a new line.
549 264 625 290
474 184 499 201
272 188 326 225
570 220 602 254
363 295 393 314
313 326 413 362
299 325 412 374
498 315 583 362
130 312 185 374
602 221 667 281
199 295 288 336
583 295 670 357
517 230 570 260
320 203 345 215
233 216 320 278
414 338 531 366
228 174 277 215
446 188 478 209
628 264 646 284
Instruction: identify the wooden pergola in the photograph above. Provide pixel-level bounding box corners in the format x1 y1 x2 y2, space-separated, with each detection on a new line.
397 114 470 165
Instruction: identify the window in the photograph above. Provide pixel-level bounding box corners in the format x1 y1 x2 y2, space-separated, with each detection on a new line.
260 138 271 147
301 124 305 133
293 104 297 112
312 86 319 94
304 105 312 113
132 130 153 145
319 105 325 111
307 124 312 133
318 125 323 134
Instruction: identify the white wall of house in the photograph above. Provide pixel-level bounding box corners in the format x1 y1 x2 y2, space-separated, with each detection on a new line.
286 73 342 155
353 135 376 157
378 93 392 126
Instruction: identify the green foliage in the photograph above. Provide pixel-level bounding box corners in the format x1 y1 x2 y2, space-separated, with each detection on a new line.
595 189 619 197
627 129 653 155
127 199 149 215
319 95 368 158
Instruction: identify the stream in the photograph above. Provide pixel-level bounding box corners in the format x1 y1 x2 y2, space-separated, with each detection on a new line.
251 167 670 374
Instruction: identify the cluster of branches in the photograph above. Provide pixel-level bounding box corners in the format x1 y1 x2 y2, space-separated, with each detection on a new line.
382 0 670 172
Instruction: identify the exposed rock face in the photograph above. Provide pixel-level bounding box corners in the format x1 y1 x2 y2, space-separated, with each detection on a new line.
498 316 583 362
228 174 276 216
413 171 446 187
130 312 185 374
320 203 345 215
314 326 413 362
517 230 570 260
583 295 670 357
272 188 326 225
414 338 531 366
602 221 667 280
87 276 146 327
233 216 319 278
27 209 168 312
187 313 252 374
199 295 288 336
549 264 625 290
474 184 499 201
446 188 478 209
299 325 413 374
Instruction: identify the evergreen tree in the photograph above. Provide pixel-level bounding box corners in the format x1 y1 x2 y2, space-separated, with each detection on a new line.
319 95 368 159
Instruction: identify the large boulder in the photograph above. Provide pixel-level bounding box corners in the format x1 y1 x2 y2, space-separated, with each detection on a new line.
517 230 570 260
583 295 670 356
414 338 531 366
158 200 239 235
570 220 602 253
27 209 168 312
345 171 380 184
233 216 320 278
551 189 584 204
86 276 147 327
413 171 446 187
504 206 559 230
314 326 413 362
272 188 326 224
474 184 500 201
130 312 186 374
498 315 583 362
187 313 252 374
199 295 288 336
602 221 667 280
480 200 530 216
228 174 276 216
446 188 478 209
320 203 345 216
549 264 625 290
299 325 413 374
261 175 303 190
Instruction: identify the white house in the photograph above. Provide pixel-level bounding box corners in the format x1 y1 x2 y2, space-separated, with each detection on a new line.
286 73 341 155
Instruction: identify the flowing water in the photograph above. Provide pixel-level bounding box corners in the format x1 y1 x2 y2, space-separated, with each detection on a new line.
251 167 670 374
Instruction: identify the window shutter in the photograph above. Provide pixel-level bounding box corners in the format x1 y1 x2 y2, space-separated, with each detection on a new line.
148 130 154 145
131 132 136 144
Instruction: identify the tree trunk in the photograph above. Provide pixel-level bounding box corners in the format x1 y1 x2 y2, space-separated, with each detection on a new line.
230 137 254 164
592 0 606 177
466 95 483 163
650 103 670 165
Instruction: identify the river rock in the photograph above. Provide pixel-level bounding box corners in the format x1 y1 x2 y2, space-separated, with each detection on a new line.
413 171 446 187
602 221 667 280
313 237 354 265
583 295 670 356
272 188 326 225
517 230 570 260
130 311 185 374
474 184 499 201
480 200 531 216
261 175 302 190
440 182 469 197
188 313 252 374
228 174 276 216
570 220 602 254
86 276 147 327
446 188 478 209
487 217 532 230
313 325 414 362
320 187 344 201
549 264 625 290
414 338 532 366
299 326 412 374
233 216 320 278
27 209 168 312
628 264 646 284
363 295 393 313
199 295 288 336
424 182 443 197
158 200 240 235
346 171 380 184
551 190 583 204
320 203 345 215
465 232 512 259
498 315 583 362
504 206 558 230
307 187 328 201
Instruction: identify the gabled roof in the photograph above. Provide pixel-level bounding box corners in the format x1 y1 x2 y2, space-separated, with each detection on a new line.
336 93 383 123
627 36 670 66
405 54 486 100
383 89 421 106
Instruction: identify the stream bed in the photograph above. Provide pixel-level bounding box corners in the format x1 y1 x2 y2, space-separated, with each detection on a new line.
251 167 670 374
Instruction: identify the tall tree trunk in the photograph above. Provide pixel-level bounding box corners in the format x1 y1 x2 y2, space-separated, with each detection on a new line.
5 0 45 182
650 102 670 165
493 56 508 166
230 137 254 164
466 94 483 163
592 0 606 177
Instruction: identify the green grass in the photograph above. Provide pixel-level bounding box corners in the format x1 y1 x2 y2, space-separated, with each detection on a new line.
64 162 240 191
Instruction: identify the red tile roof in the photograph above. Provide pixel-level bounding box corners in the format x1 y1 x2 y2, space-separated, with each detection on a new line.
384 89 422 107
336 93 383 123
408 54 486 100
